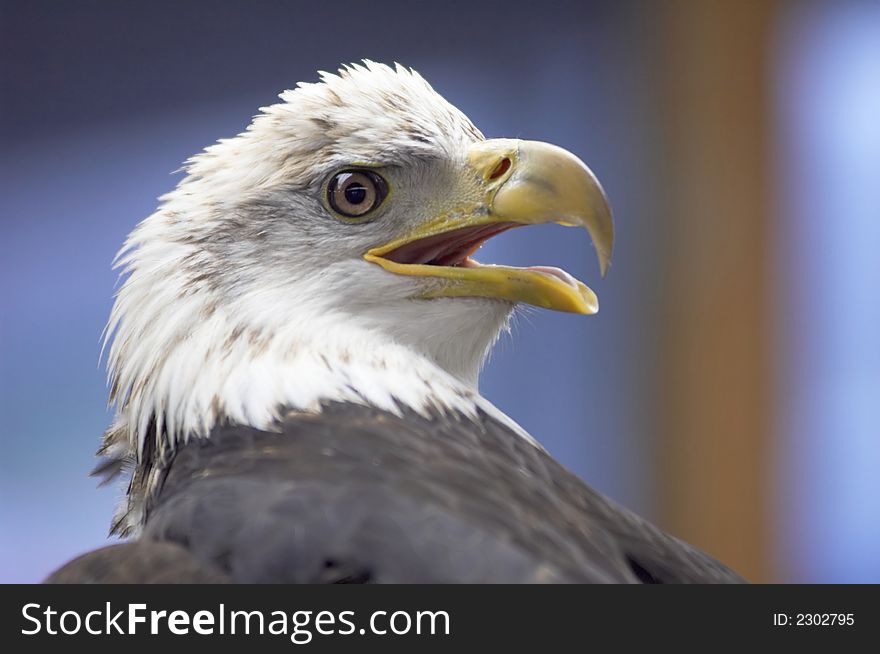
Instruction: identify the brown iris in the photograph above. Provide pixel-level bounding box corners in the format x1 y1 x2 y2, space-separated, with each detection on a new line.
327 170 388 219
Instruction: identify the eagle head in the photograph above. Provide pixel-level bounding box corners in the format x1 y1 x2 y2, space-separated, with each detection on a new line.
101 62 613 531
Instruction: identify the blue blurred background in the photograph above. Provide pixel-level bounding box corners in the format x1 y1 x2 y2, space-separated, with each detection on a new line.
1 0 878 583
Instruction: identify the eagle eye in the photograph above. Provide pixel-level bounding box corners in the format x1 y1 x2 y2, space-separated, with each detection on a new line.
326 170 388 220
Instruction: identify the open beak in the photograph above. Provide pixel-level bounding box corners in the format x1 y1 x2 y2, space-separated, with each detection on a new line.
364 139 614 314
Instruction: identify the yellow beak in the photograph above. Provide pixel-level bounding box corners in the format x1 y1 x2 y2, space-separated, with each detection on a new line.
364 139 614 314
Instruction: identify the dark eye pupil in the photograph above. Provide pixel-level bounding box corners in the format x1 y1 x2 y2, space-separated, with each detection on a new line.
344 183 367 204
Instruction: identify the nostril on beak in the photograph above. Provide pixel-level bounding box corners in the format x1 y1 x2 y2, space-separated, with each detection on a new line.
488 157 511 181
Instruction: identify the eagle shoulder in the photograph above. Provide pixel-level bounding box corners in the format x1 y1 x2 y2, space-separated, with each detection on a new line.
65 402 744 584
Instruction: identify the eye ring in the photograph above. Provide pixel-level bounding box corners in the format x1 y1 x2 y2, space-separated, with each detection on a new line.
326 169 389 220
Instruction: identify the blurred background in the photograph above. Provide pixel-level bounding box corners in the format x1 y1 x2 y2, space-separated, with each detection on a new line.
1 0 878 583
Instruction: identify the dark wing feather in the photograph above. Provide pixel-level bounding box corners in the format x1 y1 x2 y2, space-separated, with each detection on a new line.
48 403 744 583
45 542 228 583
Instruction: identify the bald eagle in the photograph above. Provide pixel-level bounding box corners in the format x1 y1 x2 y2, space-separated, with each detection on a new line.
48 62 742 584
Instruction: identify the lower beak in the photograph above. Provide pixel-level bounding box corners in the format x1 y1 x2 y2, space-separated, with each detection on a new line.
364 139 614 314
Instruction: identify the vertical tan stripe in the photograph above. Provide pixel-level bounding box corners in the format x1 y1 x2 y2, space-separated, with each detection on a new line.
655 0 776 582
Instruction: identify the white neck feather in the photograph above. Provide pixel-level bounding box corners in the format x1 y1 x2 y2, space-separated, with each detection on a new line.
103 249 530 467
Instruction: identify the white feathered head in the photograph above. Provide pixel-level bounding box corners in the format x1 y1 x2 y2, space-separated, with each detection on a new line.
99 61 613 533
